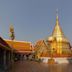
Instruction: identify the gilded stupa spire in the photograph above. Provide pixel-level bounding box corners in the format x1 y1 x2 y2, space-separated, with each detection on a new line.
52 9 64 37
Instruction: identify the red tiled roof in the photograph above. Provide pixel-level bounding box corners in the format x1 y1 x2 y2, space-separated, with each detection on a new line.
5 39 34 53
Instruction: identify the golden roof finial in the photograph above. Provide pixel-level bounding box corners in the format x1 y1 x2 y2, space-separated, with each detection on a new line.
9 24 15 40
10 24 14 33
56 9 58 15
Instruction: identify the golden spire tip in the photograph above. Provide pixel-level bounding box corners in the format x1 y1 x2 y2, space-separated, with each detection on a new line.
56 9 59 19
56 9 58 16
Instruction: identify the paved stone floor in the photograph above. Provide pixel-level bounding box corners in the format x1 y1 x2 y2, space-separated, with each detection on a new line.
8 60 72 72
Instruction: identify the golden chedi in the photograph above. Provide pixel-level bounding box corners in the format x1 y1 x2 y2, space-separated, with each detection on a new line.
48 14 71 56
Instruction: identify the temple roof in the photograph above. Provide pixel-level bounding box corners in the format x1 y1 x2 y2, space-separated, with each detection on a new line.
5 39 34 53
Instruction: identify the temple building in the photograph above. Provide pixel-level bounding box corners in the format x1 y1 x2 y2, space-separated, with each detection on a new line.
34 40 49 58
0 37 34 70
34 13 71 59
5 39 34 59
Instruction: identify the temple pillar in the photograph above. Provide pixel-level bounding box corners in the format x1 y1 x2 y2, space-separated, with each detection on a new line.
24 55 27 60
3 50 7 70
7 51 11 68
20 54 24 61
0 48 4 69
10 51 14 65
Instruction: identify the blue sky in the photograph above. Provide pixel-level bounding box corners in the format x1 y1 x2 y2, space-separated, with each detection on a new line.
0 0 72 43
